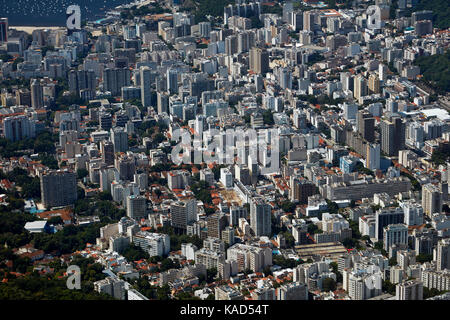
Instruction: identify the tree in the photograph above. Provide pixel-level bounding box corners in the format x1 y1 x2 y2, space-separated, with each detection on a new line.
404 0 450 29
416 253 433 263
47 216 63 225
263 265 273 277
414 50 450 94
423 287 447 299
32 222 106 254
307 53 325 66
122 244 149 261
97 191 112 201
273 255 303 269
250 15 264 29
349 220 362 239
160 258 175 272
206 268 217 283
243 268 253 275
176 291 200 300
0 274 114 300
329 262 343 283
190 181 212 204
156 284 171 300
153 133 166 145
382 280 396 295
431 149 450 165
307 223 322 235
389 257 397 267
262 110 274 125
282 231 296 248
77 168 89 179
342 238 358 249
281 200 296 213
374 241 384 251
322 278 337 292
443 204 450 214
193 0 234 23
326 200 339 214
354 161 374 176
21 177 41 199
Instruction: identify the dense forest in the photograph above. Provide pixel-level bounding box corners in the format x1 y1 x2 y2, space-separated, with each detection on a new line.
0 256 114 300
193 0 234 23
414 51 450 94
0 276 113 300
407 0 450 29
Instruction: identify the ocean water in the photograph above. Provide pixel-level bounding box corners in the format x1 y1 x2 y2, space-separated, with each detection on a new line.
0 0 133 26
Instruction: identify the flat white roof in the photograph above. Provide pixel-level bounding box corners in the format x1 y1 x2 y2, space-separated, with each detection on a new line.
421 108 450 121
24 221 47 229
404 108 450 121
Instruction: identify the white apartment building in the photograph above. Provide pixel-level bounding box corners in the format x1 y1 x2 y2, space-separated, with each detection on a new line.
132 231 170 257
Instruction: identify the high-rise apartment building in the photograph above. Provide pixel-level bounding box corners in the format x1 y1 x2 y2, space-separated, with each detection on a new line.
133 231 170 257
215 286 243 300
366 143 380 171
250 197 272 237
383 223 408 251
157 92 169 114
303 11 317 31
126 195 147 220
422 183 442 217
3 115 36 142
69 69 96 98
226 243 272 273
375 207 404 240
357 110 375 143
99 112 113 131
249 47 269 74
171 199 197 232
401 201 424 226
40 170 77 208
166 68 178 95
230 206 248 226
101 140 115 165
110 127 129 153
346 270 382 300
277 282 308 300
207 213 228 239
396 280 423 300
289 177 317 204
225 35 238 55
31 79 44 109
15 88 31 107
103 68 131 96
437 239 450 271
368 73 380 94
140 67 152 107
115 155 136 181
0 18 8 43
353 74 367 100
380 117 405 156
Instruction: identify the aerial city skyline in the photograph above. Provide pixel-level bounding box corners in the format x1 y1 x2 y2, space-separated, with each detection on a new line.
0 0 449 303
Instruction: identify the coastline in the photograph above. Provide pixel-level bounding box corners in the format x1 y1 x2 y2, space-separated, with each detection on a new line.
9 26 64 34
